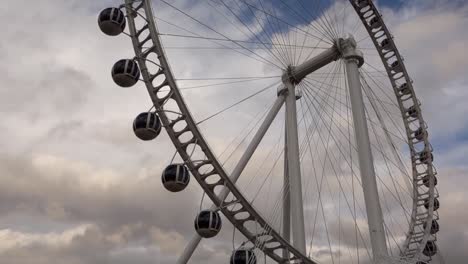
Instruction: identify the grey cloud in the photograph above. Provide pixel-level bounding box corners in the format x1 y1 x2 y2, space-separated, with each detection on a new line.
0 0 467 263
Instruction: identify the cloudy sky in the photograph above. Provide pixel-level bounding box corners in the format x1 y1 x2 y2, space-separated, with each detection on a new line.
0 0 467 263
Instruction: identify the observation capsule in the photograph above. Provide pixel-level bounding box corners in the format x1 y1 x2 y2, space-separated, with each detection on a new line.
391 60 402 72
407 105 419 118
398 83 412 96
422 175 438 188
423 241 438 257
230 249 257 264
423 220 440 235
112 59 140 87
419 150 434 165
194 210 222 238
380 38 391 50
369 17 382 29
98 7 126 36
414 127 426 141
133 112 162 141
424 198 440 211
162 164 190 192
357 0 370 9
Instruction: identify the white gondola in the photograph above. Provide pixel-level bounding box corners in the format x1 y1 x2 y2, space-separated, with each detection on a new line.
162 164 190 192
194 210 222 238
112 59 140 87
133 112 161 141
98 7 126 36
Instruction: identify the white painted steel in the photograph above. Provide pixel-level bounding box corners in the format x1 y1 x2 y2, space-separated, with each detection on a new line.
177 235 202 264
343 41 389 261
288 46 339 83
282 121 291 260
177 95 286 264
218 95 285 200
285 80 307 254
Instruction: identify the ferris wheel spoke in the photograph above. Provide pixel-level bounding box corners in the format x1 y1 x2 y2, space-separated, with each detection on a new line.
361 82 412 178
207 0 289 66
217 102 272 166
359 69 410 137
299 81 374 261
297 63 362 261
153 16 284 70
183 94 286 263
220 0 290 67
157 0 285 70
302 82 415 208
367 128 413 221
302 87 409 178
313 65 341 264
299 76 338 260
196 81 278 125
243 0 336 46
300 0 335 41
360 72 413 184
275 0 334 64
365 105 413 221
253 0 292 66
250 0 293 66
278 0 330 41
305 76 403 117
317 0 340 39
297 0 336 42
155 13 332 51
303 77 408 145
330 0 351 38
300 95 375 262
176 78 277 91
273 1 297 66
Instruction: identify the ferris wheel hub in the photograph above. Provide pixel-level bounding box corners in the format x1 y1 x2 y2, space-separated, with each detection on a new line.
337 35 365 67
280 36 364 86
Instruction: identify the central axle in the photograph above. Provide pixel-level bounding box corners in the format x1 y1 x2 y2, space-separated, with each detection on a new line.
281 36 364 86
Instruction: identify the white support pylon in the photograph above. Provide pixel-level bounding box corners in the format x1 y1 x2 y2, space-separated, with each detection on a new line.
283 117 291 260
285 80 307 254
339 36 389 262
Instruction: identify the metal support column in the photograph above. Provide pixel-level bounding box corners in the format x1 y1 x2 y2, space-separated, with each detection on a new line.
177 95 286 264
285 81 307 254
283 119 291 260
341 37 388 262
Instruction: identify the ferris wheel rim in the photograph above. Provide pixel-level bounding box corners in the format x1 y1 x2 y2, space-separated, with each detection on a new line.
120 0 439 262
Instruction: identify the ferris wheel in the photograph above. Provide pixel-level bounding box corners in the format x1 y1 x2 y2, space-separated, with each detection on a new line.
97 0 440 263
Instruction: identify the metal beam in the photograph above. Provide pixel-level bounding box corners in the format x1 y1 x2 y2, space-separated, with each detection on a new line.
283 119 291 259
287 46 339 83
285 80 306 254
